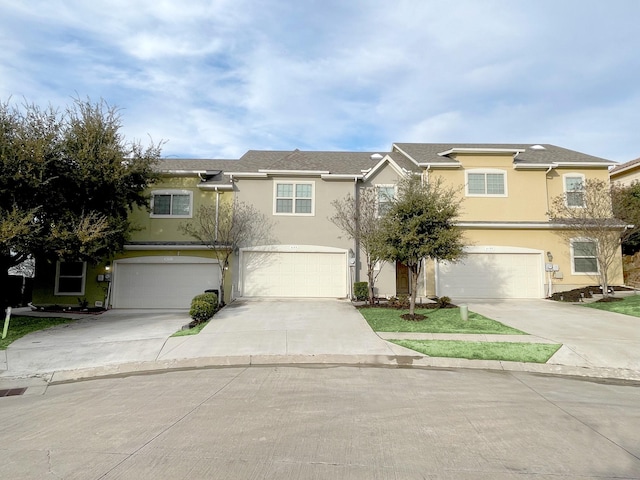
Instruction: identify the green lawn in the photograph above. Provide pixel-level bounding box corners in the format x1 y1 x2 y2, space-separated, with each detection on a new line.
171 319 211 337
392 339 562 363
359 307 526 335
584 294 640 317
0 316 75 350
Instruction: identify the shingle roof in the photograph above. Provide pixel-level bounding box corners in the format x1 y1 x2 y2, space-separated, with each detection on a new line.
393 143 614 166
610 157 640 175
156 143 614 178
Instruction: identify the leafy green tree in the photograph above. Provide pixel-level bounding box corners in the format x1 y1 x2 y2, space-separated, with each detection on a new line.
330 188 385 304
611 181 640 255
0 97 162 310
377 175 466 316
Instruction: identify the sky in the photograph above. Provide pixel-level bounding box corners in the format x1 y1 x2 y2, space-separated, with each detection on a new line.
1 0 639 163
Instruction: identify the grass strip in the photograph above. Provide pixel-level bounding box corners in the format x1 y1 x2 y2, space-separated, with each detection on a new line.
171 320 210 337
583 294 640 317
359 307 526 335
0 316 75 350
392 339 562 363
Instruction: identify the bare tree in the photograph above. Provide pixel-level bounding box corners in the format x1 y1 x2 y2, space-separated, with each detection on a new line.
548 179 626 298
330 188 385 304
181 199 273 304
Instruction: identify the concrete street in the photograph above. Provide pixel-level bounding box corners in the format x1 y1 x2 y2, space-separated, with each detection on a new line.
1 366 639 479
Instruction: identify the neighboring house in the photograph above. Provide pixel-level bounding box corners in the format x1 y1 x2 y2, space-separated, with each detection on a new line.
610 157 640 185
32 143 624 308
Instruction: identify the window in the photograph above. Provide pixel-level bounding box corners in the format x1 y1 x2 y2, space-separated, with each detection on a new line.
151 190 193 217
465 170 507 196
55 261 86 295
571 240 598 274
564 174 585 207
376 185 396 216
274 182 314 215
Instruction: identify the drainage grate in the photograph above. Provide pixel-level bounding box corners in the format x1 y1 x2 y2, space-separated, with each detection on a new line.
0 388 27 397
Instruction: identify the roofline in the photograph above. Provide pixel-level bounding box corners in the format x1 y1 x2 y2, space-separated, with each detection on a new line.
458 221 628 230
553 161 615 167
197 184 233 191
257 169 331 175
438 148 526 156
226 172 269 178
320 174 364 180
610 162 640 176
418 162 461 169
391 143 421 166
363 154 411 181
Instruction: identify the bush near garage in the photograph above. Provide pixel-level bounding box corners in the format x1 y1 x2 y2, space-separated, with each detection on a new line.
353 282 369 301
189 292 218 324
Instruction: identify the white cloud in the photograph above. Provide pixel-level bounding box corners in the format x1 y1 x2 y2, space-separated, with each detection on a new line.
0 0 638 161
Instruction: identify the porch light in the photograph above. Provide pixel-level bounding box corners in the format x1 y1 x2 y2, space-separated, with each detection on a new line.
546 251 553 262
105 261 111 272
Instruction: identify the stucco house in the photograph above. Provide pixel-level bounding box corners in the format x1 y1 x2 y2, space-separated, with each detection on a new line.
32 143 624 309
610 157 640 186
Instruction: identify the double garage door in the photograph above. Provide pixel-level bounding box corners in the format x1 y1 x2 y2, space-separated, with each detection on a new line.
241 248 348 298
437 251 544 299
112 257 220 309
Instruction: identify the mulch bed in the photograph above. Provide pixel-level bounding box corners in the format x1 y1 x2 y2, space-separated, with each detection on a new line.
549 286 631 303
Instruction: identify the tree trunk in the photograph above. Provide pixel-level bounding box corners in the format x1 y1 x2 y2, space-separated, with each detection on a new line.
409 265 420 316
367 268 375 305
218 263 226 306
0 256 10 314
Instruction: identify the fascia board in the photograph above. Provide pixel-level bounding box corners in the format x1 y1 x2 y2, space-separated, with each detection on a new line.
363 155 408 181
552 161 615 167
391 144 420 166
257 169 330 175
226 172 269 178
438 148 526 156
417 162 461 169
320 174 364 180
196 184 233 190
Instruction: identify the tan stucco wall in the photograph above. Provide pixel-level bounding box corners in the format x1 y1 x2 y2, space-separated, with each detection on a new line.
611 168 640 186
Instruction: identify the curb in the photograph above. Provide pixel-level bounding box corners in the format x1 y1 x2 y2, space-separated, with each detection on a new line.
2 355 640 391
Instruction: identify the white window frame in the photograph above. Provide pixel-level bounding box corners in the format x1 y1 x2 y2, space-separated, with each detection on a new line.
465 169 508 197
273 181 315 216
570 238 599 275
150 190 193 218
54 261 87 295
563 173 586 208
375 184 396 217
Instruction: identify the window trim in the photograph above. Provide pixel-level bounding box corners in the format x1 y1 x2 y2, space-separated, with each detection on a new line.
570 238 599 275
375 184 396 217
465 169 508 197
150 190 194 218
273 181 315 216
54 261 87 295
563 173 586 208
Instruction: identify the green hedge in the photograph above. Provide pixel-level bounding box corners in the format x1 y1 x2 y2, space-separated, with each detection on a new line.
353 282 369 301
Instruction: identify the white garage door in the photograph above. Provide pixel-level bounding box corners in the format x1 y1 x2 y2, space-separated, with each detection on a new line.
241 249 347 298
437 252 543 299
112 257 220 308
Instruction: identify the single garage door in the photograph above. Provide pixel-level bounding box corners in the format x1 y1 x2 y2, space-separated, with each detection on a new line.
112 257 220 308
241 249 347 298
437 252 543 299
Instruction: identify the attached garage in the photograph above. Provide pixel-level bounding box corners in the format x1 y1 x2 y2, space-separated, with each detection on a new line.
240 246 348 298
436 247 544 299
112 256 220 308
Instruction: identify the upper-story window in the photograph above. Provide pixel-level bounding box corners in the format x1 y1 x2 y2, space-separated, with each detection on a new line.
564 174 585 207
376 185 396 216
150 190 193 218
274 182 314 215
55 261 86 295
465 169 507 197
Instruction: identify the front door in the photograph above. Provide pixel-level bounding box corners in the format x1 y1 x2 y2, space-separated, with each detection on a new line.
396 262 410 295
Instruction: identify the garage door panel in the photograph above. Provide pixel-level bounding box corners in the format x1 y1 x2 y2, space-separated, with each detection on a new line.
113 261 220 308
242 251 347 298
438 253 543 299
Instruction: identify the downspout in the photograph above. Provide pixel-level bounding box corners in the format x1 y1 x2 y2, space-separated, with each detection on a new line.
353 176 360 287
544 164 557 297
215 188 220 242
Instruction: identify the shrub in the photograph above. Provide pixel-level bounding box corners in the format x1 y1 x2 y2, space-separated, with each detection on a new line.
353 282 369 301
189 292 218 323
436 296 451 308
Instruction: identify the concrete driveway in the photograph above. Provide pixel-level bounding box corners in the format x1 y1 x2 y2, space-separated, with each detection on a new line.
2 309 191 376
157 298 403 361
465 298 640 371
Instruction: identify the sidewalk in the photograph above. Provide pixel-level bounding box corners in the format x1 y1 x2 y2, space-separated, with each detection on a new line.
2 298 640 391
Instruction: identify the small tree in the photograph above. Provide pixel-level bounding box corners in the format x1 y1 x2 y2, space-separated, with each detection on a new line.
377 175 466 316
548 179 626 298
611 181 640 255
330 188 385 304
181 199 273 304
